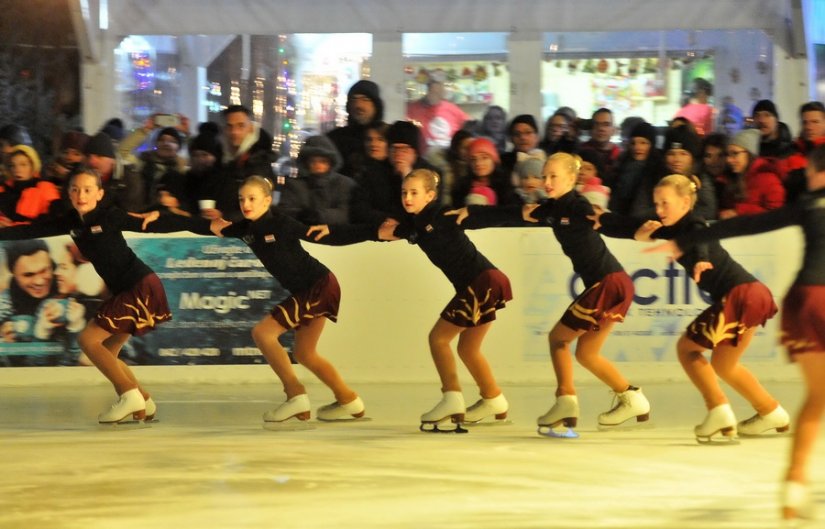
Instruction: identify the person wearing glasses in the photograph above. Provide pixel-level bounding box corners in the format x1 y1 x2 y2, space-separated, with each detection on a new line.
716 129 785 220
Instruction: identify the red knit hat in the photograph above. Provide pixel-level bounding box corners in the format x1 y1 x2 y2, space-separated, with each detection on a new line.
467 137 500 164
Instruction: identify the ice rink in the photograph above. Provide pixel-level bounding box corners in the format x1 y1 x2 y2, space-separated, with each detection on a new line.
0 379 821 529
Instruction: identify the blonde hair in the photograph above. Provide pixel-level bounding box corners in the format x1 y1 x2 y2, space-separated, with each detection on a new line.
546 152 582 177
404 168 440 195
655 173 701 208
241 175 274 195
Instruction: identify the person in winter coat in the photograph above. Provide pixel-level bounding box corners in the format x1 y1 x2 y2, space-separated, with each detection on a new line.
717 129 785 219
327 80 386 178
607 121 667 217
278 135 358 225
0 145 62 226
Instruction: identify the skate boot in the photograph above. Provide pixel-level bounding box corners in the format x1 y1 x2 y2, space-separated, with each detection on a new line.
738 405 790 436
694 403 738 443
263 394 313 430
420 391 466 433
317 396 366 421
598 386 650 428
144 397 157 422
781 480 815 521
537 395 580 438
98 388 146 424
464 393 509 425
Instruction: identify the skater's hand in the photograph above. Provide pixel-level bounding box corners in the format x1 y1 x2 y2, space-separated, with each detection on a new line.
444 207 468 225
522 204 539 223
692 261 713 283
634 220 663 242
1 321 15 342
644 240 683 260
306 225 329 241
210 218 231 237
378 219 399 241
137 210 160 230
586 205 605 230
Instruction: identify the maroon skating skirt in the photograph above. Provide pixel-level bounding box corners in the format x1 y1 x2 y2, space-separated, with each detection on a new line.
781 284 825 358
95 273 172 336
441 269 513 327
560 271 634 332
686 281 777 349
270 272 341 330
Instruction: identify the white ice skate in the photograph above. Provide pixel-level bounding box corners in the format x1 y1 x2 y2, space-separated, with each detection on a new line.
144 397 157 422
781 480 816 522
537 395 580 438
263 394 313 431
738 405 790 436
420 391 467 433
98 388 146 424
464 393 510 425
694 403 738 444
598 387 650 428
317 396 366 422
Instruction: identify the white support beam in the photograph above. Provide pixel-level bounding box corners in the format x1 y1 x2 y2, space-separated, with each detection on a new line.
68 0 100 62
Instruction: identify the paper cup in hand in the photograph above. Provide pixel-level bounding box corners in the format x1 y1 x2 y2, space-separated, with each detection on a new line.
199 199 216 211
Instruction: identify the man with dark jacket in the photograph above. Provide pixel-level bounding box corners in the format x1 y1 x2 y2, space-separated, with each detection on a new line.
212 105 277 221
326 80 385 179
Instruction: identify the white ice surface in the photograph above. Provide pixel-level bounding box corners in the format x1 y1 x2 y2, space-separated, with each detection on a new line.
0 381 821 529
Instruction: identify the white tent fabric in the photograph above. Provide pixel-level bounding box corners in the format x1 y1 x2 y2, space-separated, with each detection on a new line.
107 0 791 38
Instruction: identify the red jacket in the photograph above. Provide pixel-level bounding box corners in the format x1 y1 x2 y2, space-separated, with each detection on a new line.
0 178 61 224
718 157 785 215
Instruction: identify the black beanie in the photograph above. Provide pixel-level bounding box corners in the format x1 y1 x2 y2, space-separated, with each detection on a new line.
386 121 421 154
578 147 605 178
752 99 779 119
663 127 700 158
189 132 223 162
84 132 116 158
157 127 182 146
630 122 658 146
346 80 384 123
508 114 539 135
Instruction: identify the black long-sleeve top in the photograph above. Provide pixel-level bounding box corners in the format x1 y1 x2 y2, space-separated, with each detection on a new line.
210 209 376 294
674 188 825 287
599 211 757 303
469 190 623 288
0 204 189 295
393 202 496 292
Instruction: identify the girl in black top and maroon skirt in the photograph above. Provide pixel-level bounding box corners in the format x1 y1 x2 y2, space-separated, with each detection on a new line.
206 176 378 426
389 169 512 432
649 145 825 522
454 152 650 436
597 174 787 443
0 169 185 424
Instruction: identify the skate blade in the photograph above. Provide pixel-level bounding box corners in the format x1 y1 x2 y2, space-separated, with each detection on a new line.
97 420 152 430
420 421 468 434
597 417 654 432
738 427 792 438
537 425 579 439
696 434 740 445
463 417 513 427
317 415 373 423
263 420 315 431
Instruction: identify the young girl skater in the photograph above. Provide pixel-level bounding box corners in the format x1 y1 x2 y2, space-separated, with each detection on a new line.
205 175 375 426
391 168 512 432
453 152 649 436
595 174 788 443
648 145 825 522
0 168 185 423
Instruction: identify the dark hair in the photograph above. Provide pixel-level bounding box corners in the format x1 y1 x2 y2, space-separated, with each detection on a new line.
591 108 613 120
702 133 729 154
800 101 825 116
810 143 825 173
223 105 253 118
4 240 50 273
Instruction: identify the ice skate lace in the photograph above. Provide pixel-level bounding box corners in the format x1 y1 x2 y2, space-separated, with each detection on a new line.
604 390 631 415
